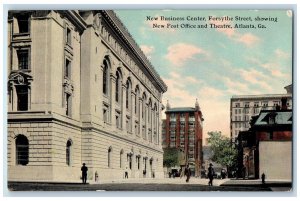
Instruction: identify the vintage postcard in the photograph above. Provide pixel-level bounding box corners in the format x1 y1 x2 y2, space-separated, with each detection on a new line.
5 8 293 193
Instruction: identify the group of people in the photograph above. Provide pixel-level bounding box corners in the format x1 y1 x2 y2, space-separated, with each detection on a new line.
81 162 245 187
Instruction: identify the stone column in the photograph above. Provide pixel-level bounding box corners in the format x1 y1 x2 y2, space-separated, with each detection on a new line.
110 74 116 127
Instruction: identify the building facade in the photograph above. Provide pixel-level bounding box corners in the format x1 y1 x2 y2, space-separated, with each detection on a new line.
7 10 167 182
230 85 292 141
162 100 204 176
237 107 292 180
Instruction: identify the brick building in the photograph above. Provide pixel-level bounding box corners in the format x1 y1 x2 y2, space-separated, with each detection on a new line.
7 10 167 182
162 100 204 176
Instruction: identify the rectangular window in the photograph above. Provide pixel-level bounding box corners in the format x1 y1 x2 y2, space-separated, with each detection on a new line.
103 109 107 123
65 93 71 116
254 102 259 107
65 58 71 78
17 86 28 111
17 14 29 33
66 27 71 45
17 49 29 70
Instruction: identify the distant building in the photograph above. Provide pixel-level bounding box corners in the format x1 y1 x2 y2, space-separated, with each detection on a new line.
230 85 292 141
237 103 292 180
161 100 204 176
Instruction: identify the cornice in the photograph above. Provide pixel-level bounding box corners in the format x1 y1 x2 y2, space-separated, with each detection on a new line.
101 10 167 93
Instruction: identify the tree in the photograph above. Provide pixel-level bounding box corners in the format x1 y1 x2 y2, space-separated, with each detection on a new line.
207 131 238 169
163 147 181 168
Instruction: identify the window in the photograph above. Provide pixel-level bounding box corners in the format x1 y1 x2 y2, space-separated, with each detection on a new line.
16 14 29 33
235 103 240 107
244 102 250 108
16 135 29 165
17 49 29 70
135 86 139 115
136 156 140 170
116 111 121 129
65 93 71 116
16 86 28 111
115 71 121 103
108 147 112 168
254 102 259 107
103 108 108 123
64 59 71 78
66 27 71 45
66 140 72 166
126 80 131 109
103 60 109 95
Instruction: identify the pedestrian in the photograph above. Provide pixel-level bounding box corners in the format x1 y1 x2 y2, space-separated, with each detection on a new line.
180 167 184 178
168 171 172 178
185 165 191 183
242 165 246 180
261 172 266 185
125 167 128 179
208 163 214 186
81 163 88 184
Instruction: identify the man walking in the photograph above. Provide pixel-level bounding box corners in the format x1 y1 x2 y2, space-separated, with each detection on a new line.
208 163 214 186
81 163 88 184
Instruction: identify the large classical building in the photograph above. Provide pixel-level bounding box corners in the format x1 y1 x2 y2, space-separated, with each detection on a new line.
230 85 292 141
7 10 167 182
162 100 204 176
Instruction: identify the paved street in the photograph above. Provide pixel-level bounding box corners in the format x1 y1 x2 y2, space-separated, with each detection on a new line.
7 177 292 192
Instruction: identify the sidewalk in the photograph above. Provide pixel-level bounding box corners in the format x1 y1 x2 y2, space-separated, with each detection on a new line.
93 177 230 186
220 179 292 187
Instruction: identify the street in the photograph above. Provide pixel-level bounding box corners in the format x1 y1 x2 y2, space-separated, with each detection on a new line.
7 178 291 192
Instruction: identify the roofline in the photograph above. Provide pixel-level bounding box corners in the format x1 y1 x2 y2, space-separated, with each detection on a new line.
231 94 292 100
102 10 167 93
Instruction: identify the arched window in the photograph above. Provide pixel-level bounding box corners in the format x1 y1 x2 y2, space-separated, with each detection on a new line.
142 93 146 119
126 79 131 109
108 146 112 168
135 86 139 115
148 99 152 123
102 59 109 95
15 135 29 165
115 71 122 103
66 139 72 166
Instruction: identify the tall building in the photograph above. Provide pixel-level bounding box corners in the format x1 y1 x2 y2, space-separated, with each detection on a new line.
230 85 292 141
162 100 204 176
7 10 167 182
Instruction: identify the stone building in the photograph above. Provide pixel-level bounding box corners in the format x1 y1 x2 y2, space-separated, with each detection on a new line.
230 85 292 141
7 10 167 182
162 100 204 177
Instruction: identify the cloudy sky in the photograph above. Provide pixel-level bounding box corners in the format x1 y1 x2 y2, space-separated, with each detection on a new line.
115 10 293 139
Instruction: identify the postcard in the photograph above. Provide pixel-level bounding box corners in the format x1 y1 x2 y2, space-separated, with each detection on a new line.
6 8 293 193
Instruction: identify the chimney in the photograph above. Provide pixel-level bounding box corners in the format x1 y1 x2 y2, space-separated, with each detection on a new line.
281 97 287 110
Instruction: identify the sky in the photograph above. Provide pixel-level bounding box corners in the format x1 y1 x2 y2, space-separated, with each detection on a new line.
115 10 293 139
115 10 292 139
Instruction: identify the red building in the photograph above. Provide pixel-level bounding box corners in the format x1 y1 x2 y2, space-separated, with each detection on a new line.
162 100 204 176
